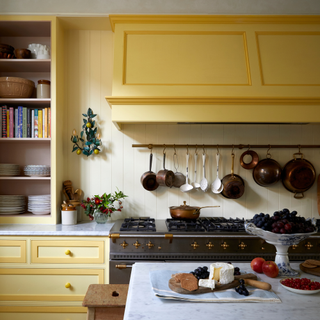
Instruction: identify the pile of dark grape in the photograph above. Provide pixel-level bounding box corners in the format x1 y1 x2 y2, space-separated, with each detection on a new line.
251 208 316 234
235 279 249 296
234 266 241 276
190 266 210 280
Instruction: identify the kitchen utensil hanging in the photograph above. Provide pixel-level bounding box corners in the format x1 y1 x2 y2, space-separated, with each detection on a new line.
240 147 259 170
200 147 209 192
172 146 186 188
193 147 200 189
141 149 159 191
180 147 193 192
156 147 175 187
211 146 223 194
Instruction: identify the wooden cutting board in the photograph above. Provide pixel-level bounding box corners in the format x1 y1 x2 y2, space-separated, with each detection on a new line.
300 264 320 277
169 273 257 294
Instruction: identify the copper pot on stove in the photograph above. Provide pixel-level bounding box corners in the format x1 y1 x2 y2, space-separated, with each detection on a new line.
169 201 220 219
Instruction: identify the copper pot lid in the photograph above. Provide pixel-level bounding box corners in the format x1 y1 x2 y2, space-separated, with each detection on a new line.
170 201 199 211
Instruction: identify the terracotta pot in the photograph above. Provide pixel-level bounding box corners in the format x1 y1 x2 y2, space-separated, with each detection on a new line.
282 153 316 199
169 201 219 219
141 153 159 191
252 157 282 187
221 153 245 199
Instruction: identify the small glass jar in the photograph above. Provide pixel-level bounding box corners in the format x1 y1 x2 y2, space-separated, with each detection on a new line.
94 210 111 224
37 79 51 98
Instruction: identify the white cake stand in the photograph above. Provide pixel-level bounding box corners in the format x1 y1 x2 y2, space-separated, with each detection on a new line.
245 221 317 276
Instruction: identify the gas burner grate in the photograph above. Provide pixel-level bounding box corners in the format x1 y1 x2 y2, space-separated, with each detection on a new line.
166 219 206 232
120 217 156 232
199 217 245 232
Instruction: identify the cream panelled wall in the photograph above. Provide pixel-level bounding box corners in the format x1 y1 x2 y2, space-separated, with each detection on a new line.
65 29 320 222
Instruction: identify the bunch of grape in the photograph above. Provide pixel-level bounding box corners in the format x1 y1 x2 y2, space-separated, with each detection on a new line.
251 208 316 234
190 266 210 280
235 279 249 296
234 266 241 276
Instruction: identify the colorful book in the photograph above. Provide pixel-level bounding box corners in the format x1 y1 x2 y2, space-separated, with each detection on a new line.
2 106 7 138
44 108 47 138
27 108 31 138
15 108 18 137
38 109 43 138
22 107 27 138
31 110 34 138
9 107 14 138
17 106 23 138
6 110 9 137
34 109 38 138
48 108 51 138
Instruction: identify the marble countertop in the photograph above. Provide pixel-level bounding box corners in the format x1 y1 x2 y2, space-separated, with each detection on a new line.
0 221 114 236
124 262 319 320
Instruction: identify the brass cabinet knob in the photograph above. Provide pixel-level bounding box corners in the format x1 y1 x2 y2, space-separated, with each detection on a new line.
158 246 162 250
191 241 199 250
133 241 141 249
221 242 229 250
291 244 298 250
261 247 265 250
305 242 313 250
65 283 71 288
146 241 154 249
206 242 214 250
65 249 71 255
239 242 247 250
120 241 128 248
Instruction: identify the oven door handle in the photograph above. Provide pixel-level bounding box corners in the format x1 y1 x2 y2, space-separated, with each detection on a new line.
115 264 133 269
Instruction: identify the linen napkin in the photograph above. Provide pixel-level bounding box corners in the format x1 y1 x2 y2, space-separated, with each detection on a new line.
150 270 281 303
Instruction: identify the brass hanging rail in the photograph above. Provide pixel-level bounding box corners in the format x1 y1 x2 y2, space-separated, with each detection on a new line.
132 144 320 149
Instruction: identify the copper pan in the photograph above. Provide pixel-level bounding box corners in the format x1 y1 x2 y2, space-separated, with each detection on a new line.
169 201 219 219
240 150 259 170
156 152 175 187
141 152 159 191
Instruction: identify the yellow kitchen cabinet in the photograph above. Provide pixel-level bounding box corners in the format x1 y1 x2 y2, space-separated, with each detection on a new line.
0 236 109 319
106 15 320 129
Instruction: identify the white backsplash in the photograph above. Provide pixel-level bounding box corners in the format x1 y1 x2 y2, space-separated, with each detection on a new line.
64 29 320 222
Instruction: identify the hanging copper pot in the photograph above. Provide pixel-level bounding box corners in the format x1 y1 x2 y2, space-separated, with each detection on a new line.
141 152 159 191
282 152 316 199
156 152 175 187
240 150 259 170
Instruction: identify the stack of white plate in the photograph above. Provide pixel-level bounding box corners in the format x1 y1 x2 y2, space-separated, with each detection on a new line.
28 194 51 215
24 165 50 177
0 195 26 215
0 163 20 176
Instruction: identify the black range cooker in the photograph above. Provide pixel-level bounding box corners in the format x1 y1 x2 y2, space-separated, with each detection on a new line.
109 217 320 284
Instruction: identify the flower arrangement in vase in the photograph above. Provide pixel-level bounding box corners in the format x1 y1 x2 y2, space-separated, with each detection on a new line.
81 190 127 223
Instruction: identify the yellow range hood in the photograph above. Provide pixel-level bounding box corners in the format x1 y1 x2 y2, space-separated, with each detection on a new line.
105 15 320 130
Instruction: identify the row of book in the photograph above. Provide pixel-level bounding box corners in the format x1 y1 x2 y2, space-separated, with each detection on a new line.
1 106 51 138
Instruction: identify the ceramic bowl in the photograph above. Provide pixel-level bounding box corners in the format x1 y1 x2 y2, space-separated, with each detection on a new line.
0 77 35 98
14 48 31 59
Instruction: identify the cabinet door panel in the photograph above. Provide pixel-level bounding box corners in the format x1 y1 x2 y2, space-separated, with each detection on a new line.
0 240 26 263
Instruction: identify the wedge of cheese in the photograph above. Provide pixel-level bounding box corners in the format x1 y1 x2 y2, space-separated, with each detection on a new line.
199 279 216 289
209 262 234 285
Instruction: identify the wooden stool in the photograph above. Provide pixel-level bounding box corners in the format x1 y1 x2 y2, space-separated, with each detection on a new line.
82 284 128 320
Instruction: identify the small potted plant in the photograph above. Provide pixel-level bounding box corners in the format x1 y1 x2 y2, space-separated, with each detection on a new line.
81 189 127 224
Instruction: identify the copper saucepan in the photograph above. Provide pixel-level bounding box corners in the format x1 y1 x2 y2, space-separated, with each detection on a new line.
240 150 259 170
140 152 159 191
221 152 245 199
169 201 220 219
282 152 316 199
156 152 175 187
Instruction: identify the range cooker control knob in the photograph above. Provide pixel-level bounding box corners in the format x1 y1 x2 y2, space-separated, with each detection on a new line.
146 241 154 249
206 242 214 249
221 242 229 250
291 244 298 250
158 246 162 250
305 242 313 250
191 241 199 250
239 242 247 250
133 241 141 249
120 241 128 248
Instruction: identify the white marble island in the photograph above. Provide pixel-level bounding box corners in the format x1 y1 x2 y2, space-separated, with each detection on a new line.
124 262 319 320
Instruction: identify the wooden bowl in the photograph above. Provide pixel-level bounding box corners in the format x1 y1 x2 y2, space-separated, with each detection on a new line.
0 77 35 98
0 43 15 59
14 48 31 59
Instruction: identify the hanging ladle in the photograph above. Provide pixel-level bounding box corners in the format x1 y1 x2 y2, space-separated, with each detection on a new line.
193 147 200 189
180 148 194 193
200 147 209 192
211 147 224 194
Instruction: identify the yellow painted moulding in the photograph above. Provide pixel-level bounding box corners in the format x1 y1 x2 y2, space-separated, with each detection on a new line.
109 14 320 32
0 306 86 313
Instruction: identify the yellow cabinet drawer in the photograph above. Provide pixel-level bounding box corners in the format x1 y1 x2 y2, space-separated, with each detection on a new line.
31 240 104 264
0 311 87 320
0 240 26 263
0 268 104 301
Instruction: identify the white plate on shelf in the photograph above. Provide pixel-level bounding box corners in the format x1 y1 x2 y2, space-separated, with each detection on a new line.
280 281 320 295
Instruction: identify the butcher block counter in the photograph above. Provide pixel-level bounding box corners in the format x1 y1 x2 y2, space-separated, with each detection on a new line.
124 262 319 320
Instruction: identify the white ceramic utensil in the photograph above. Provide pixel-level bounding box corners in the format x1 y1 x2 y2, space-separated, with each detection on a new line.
180 153 194 192
193 152 200 189
200 153 208 192
211 153 224 194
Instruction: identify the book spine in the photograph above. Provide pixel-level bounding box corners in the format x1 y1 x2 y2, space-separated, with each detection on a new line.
0 107 2 137
1 106 7 138
38 109 43 138
34 109 38 138
44 108 48 138
18 107 23 138
9 107 14 138
27 108 31 138
15 108 18 137
31 110 34 138
22 107 27 138
48 108 51 138
6 110 9 137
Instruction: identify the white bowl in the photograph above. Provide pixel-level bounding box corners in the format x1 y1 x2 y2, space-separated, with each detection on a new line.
280 280 320 295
